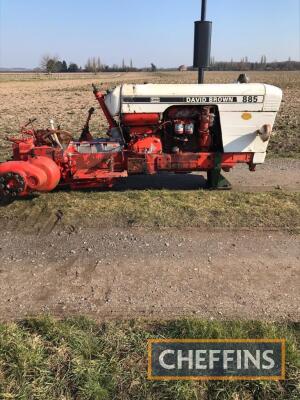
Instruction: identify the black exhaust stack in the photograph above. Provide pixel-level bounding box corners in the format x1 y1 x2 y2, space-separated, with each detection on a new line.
193 0 212 83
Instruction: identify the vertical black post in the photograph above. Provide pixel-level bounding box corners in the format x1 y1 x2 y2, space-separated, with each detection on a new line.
193 2 231 189
199 0 207 82
198 68 205 84
201 0 207 23
199 0 207 83
193 0 211 84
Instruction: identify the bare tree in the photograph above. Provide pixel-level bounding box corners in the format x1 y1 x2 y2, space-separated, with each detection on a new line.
40 55 58 73
85 56 103 73
91 57 97 74
151 63 157 72
40 55 51 71
96 57 102 72
260 55 267 65
85 57 92 72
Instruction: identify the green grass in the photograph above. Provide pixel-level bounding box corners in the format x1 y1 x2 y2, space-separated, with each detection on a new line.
1 190 299 232
0 317 299 400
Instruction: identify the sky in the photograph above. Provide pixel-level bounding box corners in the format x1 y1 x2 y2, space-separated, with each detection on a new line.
0 0 299 69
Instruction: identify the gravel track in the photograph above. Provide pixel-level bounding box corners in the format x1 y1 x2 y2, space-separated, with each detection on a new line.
0 228 299 322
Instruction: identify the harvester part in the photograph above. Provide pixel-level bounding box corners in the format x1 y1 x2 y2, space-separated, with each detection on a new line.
79 107 95 142
207 169 232 190
0 157 61 198
28 157 61 191
0 161 44 192
122 113 160 126
0 172 26 201
206 153 232 190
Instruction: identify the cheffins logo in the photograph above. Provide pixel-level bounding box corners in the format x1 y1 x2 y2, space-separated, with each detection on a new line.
148 339 285 380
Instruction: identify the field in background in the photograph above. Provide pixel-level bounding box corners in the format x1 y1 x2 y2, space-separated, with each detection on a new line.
0 71 299 160
0 316 299 400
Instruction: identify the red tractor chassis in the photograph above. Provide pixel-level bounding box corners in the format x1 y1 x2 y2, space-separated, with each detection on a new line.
0 85 255 201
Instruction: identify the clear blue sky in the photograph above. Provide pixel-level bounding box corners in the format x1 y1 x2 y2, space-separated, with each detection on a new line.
0 0 299 68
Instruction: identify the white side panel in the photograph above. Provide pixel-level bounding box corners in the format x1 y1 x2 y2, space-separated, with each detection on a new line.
105 83 282 115
121 83 266 96
263 84 283 111
120 102 264 113
220 111 277 152
253 152 267 164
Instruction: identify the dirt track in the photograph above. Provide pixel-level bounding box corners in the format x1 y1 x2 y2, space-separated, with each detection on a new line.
224 158 300 192
112 158 300 192
0 157 299 321
0 227 299 322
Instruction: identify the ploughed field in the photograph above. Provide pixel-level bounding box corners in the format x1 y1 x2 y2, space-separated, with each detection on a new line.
0 70 299 161
0 70 299 231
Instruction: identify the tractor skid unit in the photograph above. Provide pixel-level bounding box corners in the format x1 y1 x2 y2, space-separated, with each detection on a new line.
0 82 282 201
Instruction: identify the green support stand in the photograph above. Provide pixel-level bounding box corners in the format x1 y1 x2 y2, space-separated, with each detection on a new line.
206 153 232 190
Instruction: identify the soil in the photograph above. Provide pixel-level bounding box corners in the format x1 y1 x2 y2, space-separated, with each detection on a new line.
0 227 299 322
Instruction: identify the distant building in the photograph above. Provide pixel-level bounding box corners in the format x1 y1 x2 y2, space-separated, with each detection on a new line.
178 65 188 72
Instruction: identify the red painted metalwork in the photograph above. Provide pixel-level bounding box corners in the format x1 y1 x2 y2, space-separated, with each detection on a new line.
0 86 256 200
126 152 252 175
122 113 160 126
0 160 46 194
199 106 212 150
0 131 253 199
29 156 61 191
130 136 162 154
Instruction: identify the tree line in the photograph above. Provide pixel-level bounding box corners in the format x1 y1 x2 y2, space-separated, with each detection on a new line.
84 57 144 73
39 55 144 73
40 55 80 73
39 54 299 73
206 56 300 71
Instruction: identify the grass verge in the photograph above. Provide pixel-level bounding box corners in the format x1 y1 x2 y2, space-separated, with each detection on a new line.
0 317 299 400
1 190 299 231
